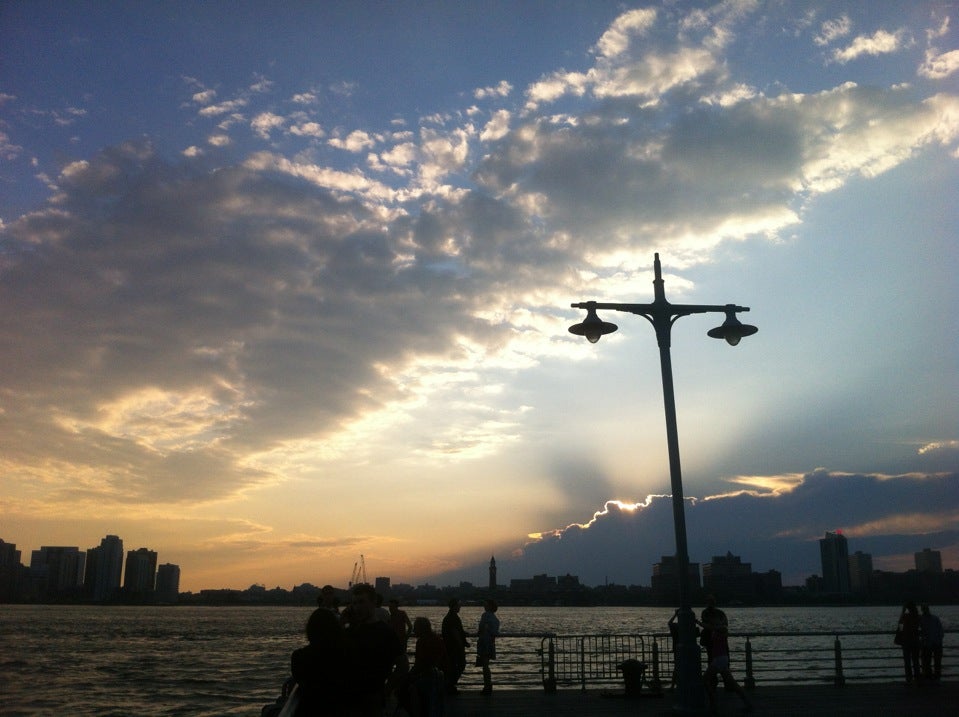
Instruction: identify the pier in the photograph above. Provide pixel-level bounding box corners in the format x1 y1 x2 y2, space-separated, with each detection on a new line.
270 628 955 716
439 681 957 716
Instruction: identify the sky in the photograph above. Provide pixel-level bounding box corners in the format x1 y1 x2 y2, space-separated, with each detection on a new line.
1 1 957 593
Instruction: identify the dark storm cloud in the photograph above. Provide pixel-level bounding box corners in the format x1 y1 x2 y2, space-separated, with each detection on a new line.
431 470 959 587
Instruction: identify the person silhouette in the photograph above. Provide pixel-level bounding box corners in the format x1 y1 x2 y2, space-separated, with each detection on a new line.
344 583 407 716
476 599 500 695
442 598 469 694
897 601 921 685
290 608 351 716
919 604 943 681
702 624 752 714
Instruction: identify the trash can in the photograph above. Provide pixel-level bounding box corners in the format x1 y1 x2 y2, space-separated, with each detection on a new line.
617 659 646 697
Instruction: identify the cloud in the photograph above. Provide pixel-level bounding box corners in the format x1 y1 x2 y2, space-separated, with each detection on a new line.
830 28 911 64
480 81 959 257
480 110 511 142
2 5 957 573
199 98 248 117
251 112 286 139
289 121 325 138
595 7 657 59
432 470 959 586
192 89 217 105
814 14 852 46
0 140 558 511
474 81 512 100
329 129 377 152
919 48 959 79
918 440 959 457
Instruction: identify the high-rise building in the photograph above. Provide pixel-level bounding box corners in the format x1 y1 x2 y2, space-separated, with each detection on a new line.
703 552 755 601
848 551 873 595
85 534 124 602
374 576 391 595
488 555 497 592
124 548 158 597
30 546 85 597
155 563 181 603
651 555 701 603
0 539 23 602
914 548 943 574
819 531 851 595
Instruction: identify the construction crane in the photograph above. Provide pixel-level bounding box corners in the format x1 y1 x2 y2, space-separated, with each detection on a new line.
349 554 367 587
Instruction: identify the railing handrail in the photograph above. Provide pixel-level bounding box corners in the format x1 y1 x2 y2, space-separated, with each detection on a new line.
443 629 957 693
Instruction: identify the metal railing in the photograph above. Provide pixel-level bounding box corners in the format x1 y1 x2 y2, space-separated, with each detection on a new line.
540 634 649 692
442 630 955 693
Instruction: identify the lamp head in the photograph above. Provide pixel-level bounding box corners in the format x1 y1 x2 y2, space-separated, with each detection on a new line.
707 306 758 346
569 305 618 343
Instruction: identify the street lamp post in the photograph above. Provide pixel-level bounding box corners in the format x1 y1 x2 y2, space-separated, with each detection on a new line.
568 253 756 715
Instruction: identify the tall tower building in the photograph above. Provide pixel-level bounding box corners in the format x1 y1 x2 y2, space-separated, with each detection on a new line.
155 563 181 603
847 551 873 594
124 548 158 597
85 534 124 601
488 555 497 592
819 531 851 595
0 539 23 602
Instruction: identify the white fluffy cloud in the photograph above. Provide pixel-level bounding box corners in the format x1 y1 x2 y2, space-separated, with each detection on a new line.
831 28 911 64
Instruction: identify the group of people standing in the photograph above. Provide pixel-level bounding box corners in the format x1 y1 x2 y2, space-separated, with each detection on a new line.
895 601 944 684
675 596 946 713
286 584 500 717
665 597 752 714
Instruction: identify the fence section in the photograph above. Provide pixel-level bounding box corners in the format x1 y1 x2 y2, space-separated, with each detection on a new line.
445 629 955 692
539 634 650 691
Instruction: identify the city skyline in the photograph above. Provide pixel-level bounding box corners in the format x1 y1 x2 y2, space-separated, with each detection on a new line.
1 2 957 593
3 525 952 598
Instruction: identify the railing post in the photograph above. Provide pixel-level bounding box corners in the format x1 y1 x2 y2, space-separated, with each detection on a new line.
833 635 845 687
650 637 662 693
544 638 557 693
744 636 755 690
580 637 586 692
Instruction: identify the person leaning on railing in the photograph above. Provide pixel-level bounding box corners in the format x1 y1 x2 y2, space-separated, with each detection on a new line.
919 604 944 681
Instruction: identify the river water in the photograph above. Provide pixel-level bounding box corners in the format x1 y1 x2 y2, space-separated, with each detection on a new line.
1 604 954 716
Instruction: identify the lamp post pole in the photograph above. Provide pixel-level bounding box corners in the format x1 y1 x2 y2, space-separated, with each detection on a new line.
568 253 756 715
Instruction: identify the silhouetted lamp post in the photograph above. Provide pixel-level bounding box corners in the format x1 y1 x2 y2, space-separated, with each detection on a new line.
568 253 756 714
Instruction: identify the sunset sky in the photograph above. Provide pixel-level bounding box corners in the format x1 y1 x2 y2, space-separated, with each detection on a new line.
2 1 957 593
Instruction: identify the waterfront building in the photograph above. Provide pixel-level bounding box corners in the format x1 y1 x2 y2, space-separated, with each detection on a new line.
511 573 557 593
124 548 158 598
805 574 824 593
155 563 180 603
374 576 391 595
489 555 497 592
703 552 755 602
85 534 124 602
30 546 85 598
848 551 873 595
0 539 23 602
556 573 582 590
819 531 851 595
651 555 701 604
915 548 943 573
753 569 783 601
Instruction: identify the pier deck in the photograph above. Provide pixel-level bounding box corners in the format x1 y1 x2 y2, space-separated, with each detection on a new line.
438 681 957 716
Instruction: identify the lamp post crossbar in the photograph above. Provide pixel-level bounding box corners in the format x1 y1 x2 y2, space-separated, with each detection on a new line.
567 253 757 715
